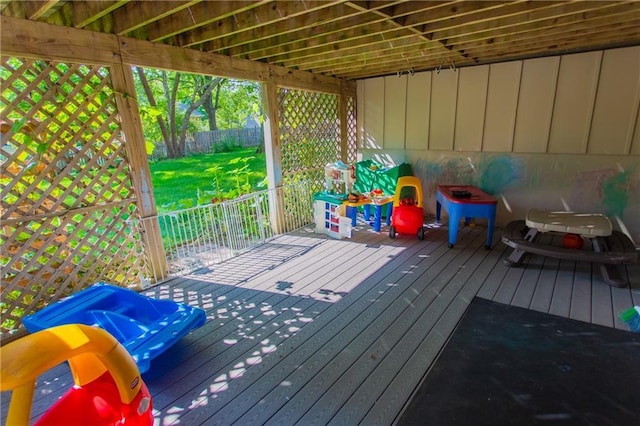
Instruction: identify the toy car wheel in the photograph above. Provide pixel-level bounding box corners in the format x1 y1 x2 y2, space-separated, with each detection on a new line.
417 227 425 240
389 226 396 239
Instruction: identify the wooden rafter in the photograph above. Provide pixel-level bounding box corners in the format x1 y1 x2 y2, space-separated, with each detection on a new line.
212 1 409 57
290 1 635 74
186 0 346 50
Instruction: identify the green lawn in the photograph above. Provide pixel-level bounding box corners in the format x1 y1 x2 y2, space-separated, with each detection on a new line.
149 148 267 212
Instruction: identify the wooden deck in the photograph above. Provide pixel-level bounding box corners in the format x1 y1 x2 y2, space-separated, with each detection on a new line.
6 220 640 425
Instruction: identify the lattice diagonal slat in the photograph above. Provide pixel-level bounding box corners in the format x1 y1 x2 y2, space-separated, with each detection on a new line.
1 56 146 335
278 88 341 187
346 95 357 164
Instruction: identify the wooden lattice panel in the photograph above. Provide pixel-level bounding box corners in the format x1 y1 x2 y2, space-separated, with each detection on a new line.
346 95 357 164
1 57 145 335
278 88 341 187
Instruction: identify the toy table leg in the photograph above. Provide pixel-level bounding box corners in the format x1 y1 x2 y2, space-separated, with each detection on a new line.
385 203 393 226
436 201 442 223
363 204 372 221
373 205 383 232
346 206 357 226
447 210 461 248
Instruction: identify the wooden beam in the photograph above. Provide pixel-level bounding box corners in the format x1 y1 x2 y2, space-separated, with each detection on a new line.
1 15 122 65
1 15 348 94
118 35 347 93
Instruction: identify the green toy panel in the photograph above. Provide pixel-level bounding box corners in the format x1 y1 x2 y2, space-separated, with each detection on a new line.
354 160 412 196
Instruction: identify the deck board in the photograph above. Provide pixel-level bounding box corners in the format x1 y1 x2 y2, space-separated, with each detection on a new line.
569 261 593 323
3 222 638 426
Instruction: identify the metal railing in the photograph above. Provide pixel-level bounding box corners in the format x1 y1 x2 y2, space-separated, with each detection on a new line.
129 180 316 283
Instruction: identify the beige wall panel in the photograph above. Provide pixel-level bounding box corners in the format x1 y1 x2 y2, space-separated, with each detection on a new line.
405 71 431 150
548 51 602 154
384 75 407 149
454 65 489 152
483 61 522 152
513 56 559 153
363 77 385 149
588 46 640 155
429 70 458 150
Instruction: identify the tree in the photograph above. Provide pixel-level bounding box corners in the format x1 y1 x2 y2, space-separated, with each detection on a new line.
217 79 262 129
134 67 223 158
200 75 226 131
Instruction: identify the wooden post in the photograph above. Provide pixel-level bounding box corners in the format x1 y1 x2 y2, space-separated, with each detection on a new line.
340 82 349 163
110 63 167 284
261 80 286 234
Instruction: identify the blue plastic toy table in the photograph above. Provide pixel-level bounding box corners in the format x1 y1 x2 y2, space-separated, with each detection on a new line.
344 196 394 232
23 283 206 373
436 185 497 249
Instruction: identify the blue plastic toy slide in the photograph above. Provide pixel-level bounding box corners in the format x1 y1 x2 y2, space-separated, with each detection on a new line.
23 282 206 373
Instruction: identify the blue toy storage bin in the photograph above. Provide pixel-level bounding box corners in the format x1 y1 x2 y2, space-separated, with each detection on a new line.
23 282 206 373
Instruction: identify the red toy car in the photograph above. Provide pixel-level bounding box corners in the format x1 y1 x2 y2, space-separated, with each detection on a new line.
389 176 426 240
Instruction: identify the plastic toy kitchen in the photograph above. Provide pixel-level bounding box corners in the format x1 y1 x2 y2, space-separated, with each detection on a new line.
313 160 412 238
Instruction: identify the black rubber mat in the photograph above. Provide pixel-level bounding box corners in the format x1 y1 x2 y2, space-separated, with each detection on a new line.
398 297 640 426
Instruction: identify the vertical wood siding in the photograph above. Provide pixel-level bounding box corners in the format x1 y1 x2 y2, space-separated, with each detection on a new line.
358 46 640 155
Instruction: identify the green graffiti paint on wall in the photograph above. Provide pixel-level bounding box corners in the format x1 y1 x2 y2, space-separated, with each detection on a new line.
602 169 632 218
417 154 522 195
476 155 522 195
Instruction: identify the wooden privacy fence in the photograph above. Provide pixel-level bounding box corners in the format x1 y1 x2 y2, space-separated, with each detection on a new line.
150 128 263 160
195 127 263 149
